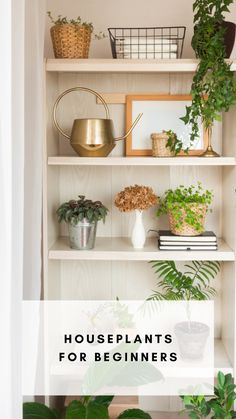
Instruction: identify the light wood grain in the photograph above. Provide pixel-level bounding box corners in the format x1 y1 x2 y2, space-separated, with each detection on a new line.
46 58 236 73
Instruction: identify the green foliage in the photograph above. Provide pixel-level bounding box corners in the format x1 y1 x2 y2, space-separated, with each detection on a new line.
157 183 213 233
117 410 152 419
165 130 185 155
23 403 60 419
47 11 94 31
180 0 236 143
57 195 109 225
148 260 220 301
23 397 151 419
181 372 236 418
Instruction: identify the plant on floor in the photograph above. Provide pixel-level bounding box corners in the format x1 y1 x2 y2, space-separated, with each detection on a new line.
57 195 109 225
157 183 213 235
180 0 236 149
148 260 220 301
23 397 152 419
181 371 236 418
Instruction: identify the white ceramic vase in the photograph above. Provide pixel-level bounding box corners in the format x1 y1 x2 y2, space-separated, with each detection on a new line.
131 210 146 249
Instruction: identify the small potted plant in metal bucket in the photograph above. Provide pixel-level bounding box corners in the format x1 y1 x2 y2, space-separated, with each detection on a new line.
57 195 109 250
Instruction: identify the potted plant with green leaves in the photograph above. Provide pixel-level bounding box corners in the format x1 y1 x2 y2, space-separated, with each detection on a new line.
157 183 213 236
23 396 152 419
57 195 108 250
181 0 236 157
148 259 220 359
151 130 184 157
47 12 105 59
181 371 236 418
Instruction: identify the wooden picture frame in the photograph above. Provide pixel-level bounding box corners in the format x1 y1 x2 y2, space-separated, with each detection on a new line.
126 94 208 156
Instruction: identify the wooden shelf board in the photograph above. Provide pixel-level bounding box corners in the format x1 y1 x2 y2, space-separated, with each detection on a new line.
48 156 236 167
46 58 236 73
49 237 235 262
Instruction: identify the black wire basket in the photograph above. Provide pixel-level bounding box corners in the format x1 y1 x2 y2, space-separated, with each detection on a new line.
108 27 186 59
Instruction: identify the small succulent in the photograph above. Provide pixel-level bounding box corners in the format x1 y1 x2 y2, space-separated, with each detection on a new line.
57 195 109 225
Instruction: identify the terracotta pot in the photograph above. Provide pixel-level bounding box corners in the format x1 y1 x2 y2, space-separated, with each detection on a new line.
168 203 207 236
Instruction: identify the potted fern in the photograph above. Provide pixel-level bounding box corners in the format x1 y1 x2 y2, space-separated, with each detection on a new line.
56 195 108 250
148 260 220 359
157 183 213 236
181 0 236 157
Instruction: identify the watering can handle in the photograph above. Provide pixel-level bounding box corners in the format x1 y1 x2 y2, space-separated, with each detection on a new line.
53 86 110 139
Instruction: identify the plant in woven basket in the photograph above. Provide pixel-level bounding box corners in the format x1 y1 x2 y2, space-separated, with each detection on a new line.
157 183 213 236
165 130 184 155
115 184 158 249
47 12 105 59
180 0 236 154
57 195 108 225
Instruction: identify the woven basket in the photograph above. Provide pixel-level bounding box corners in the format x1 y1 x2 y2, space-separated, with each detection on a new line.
168 203 207 236
50 24 92 58
151 132 175 157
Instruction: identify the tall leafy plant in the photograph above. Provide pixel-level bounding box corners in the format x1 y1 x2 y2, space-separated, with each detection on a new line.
181 0 236 144
148 260 220 301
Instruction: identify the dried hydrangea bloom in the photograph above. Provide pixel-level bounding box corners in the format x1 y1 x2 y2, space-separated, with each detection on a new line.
115 184 158 212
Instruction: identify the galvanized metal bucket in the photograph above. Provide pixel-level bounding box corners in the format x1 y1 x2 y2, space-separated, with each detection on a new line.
68 220 97 250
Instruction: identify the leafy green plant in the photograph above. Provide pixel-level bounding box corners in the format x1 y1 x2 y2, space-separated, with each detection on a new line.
181 371 236 418
180 0 236 144
23 396 152 419
47 12 106 40
157 183 213 233
165 130 185 155
148 260 220 301
57 195 109 225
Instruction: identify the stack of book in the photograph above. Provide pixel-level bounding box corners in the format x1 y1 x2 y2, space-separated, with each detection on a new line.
158 230 218 251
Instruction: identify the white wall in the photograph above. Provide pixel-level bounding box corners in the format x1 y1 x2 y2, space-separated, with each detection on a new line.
45 0 236 59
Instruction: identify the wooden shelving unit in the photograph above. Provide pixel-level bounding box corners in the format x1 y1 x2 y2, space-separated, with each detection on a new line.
44 58 236 414
46 58 236 73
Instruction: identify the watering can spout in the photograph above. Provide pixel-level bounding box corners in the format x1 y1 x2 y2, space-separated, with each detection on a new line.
114 113 143 141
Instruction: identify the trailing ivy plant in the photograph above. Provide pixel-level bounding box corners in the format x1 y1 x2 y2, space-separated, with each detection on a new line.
181 371 236 418
23 397 152 419
56 195 109 225
148 260 220 301
180 0 236 145
157 183 213 233
165 130 184 155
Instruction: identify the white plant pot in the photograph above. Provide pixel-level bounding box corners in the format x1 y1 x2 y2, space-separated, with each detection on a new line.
131 210 146 249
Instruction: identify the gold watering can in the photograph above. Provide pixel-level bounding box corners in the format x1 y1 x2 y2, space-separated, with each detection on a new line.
53 87 142 157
